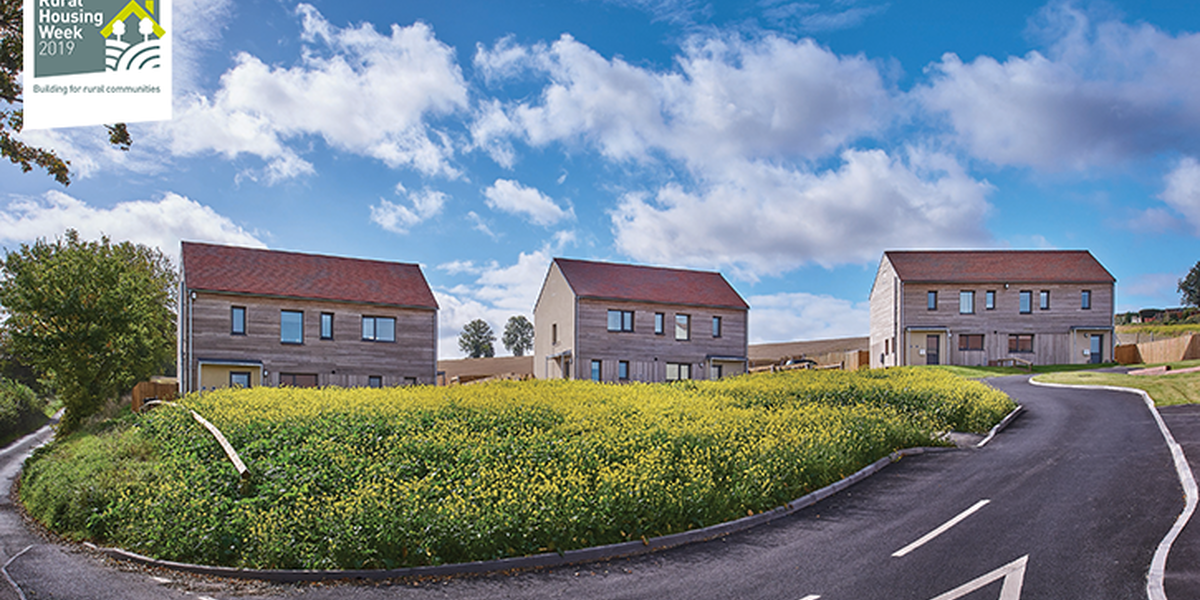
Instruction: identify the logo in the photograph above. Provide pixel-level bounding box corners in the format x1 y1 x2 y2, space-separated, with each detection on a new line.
24 0 171 129
102 1 165 72
34 0 165 77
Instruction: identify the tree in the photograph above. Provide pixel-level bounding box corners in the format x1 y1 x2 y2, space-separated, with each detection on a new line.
458 319 495 359
1 0 130 185
501 315 534 357
1181 261 1200 308
0 230 176 432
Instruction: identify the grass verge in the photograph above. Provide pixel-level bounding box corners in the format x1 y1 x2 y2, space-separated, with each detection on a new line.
929 363 1119 379
20 368 1014 570
1035 360 1200 406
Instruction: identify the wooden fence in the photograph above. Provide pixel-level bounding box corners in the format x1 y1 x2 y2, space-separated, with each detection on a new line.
1114 333 1200 365
131 380 177 413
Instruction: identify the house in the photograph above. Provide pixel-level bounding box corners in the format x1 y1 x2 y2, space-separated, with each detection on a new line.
869 250 1115 368
533 258 749 382
178 242 438 392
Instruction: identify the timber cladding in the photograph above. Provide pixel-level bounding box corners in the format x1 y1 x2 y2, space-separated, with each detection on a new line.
185 292 436 389
870 250 1116 368
574 299 747 382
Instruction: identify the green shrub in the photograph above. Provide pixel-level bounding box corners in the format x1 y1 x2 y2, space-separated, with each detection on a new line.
0 378 46 445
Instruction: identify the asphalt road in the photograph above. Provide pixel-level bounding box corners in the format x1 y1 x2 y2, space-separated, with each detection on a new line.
1 375 1192 600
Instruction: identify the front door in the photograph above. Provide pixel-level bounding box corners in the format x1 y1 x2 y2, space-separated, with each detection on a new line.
926 335 940 366
1090 334 1103 364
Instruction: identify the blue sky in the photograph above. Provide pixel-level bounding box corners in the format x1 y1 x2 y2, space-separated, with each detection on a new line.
6 0 1200 357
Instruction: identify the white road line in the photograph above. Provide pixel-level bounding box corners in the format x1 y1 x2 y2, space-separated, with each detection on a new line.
798 595 821 600
928 555 1027 600
892 499 991 558
1028 379 1198 600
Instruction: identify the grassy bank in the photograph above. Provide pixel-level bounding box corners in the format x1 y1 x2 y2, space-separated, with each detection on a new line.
20 368 1014 570
1035 360 1200 406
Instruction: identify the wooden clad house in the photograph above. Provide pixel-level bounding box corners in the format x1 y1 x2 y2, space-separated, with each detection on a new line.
533 258 749 382
869 250 1115 368
178 242 438 392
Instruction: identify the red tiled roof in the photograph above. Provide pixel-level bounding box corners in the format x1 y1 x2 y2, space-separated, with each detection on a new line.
181 242 438 309
554 258 748 309
885 250 1115 284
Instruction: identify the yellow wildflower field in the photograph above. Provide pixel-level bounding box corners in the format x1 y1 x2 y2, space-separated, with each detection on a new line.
21 368 1013 570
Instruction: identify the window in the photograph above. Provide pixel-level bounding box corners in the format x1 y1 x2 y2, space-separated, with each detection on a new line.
654 313 665 335
231 306 246 335
1019 291 1032 314
666 362 691 381
404 377 418 386
958 334 984 351
675 314 690 341
368 375 382 388
281 310 303 344
710 364 723 380
986 291 996 310
1008 334 1034 353
230 371 251 388
959 291 975 314
552 323 559 344
618 360 629 380
362 316 396 342
320 312 334 340
279 373 318 387
607 309 634 332
591 359 602 381
927 291 938 310
1081 290 1092 310
1040 290 1050 310
712 316 722 337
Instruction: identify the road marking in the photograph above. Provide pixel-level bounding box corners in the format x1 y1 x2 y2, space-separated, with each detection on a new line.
3 544 34 600
928 555 1027 600
893 499 991 558
798 596 820 600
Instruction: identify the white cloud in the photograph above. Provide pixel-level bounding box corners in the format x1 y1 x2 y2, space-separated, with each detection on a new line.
173 0 235 96
434 249 550 358
1160 157 1200 234
747 292 870 344
611 148 994 276
473 35 534 83
434 236 573 358
917 2 1200 170
483 179 574 226
762 2 890 33
370 186 448 234
473 32 892 169
466 211 501 240
0 191 266 256
157 4 468 181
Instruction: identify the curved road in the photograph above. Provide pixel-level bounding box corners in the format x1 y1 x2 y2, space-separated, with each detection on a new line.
1 376 1193 599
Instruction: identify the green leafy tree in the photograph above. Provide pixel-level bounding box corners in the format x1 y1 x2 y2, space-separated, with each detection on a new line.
458 318 495 359
501 315 534 357
0 230 176 432
1181 261 1200 308
1 0 130 185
